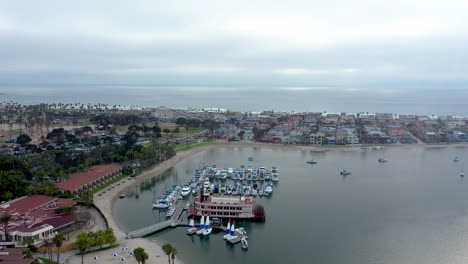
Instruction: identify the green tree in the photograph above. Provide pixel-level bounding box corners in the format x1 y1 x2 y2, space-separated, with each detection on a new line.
80 192 93 207
0 213 12 241
162 243 173 264
134 247 149 264
75 232 92 264
103 228 117 246
23 236 34 248
53 233 65 264
16 134 32 145
23 248 34 259
163 128 171 134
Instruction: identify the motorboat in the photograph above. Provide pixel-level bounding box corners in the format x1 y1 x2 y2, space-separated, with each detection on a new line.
119 194 126 199
213 184 220 195
203 181 211 188
252 189 258 196
307 160 317 164
378 158 388 163
152 199 170 209
265 182 273 194
340 169 351 176
192 187 199 196
272 173 279 182
239 171 245 181
461 170 465 177
241 236 248 249
248 157 254 161
226 186 233 195
181 186 191 196
454 157 461 162
258 186 265 196
220 184 226 193
232 171 239 180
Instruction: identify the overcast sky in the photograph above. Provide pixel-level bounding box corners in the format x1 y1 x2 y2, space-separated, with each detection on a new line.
1 0 468 90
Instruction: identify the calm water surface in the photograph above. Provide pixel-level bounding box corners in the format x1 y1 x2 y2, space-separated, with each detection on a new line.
113 146 468 264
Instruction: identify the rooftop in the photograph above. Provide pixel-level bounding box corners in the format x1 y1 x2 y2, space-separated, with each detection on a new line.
56 164 121 191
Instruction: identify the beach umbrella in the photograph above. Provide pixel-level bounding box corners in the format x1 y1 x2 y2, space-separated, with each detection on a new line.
128 252 134 256
112 253 118 257
120 257 126 261
93 256 99 260
121 247 128 251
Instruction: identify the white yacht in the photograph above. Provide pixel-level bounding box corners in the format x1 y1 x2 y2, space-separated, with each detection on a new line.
152 199 170 209
181 186 191 196
265 183 273 194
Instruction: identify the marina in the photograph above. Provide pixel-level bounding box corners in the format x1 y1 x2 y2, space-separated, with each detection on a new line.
114 146 468 264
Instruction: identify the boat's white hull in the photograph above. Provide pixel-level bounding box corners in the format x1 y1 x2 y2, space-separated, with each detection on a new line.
153 204 170 209
196 229 204 235
202 228 212 236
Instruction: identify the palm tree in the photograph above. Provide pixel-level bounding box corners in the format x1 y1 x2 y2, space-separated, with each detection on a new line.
75 232 91 264
53 233 65 264
162 243 173 264
134 247 149 264
22 236 34 248
170 246 178 264
0 213 12 241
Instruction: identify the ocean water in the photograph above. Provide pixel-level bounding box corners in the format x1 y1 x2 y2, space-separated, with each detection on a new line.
113 146 468 264
1 86 468 115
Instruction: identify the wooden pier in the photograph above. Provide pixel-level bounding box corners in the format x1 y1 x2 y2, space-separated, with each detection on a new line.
126 204 186 239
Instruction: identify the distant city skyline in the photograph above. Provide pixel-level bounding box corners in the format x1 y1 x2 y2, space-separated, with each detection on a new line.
1 0 468 91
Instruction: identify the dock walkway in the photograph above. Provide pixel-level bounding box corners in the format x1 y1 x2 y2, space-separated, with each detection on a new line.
126 204 186 239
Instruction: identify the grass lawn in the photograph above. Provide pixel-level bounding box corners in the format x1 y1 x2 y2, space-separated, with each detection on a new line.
37 257 58 264
91 175 129 194
175 140 215 152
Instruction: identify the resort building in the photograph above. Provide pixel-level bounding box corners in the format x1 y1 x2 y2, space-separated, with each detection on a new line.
56 164 122 195
0 195 76 248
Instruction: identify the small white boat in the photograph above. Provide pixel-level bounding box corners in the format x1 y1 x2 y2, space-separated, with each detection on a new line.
252 189 258 196
223 220 232 240
378 158 388 163
187 216 198 235
152 199 170 209
227 221 238 241
202 215 212 236
181 186 191 196
226 187 233 195
461 170 465 177
340 169 351 176
196 215 205 235
241 236 248 249
454 157 461 162
265 183 273 194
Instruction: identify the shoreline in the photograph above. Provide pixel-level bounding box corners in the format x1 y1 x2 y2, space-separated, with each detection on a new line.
73 141 468 264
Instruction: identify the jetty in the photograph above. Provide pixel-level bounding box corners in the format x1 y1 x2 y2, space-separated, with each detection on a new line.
126 204 186 238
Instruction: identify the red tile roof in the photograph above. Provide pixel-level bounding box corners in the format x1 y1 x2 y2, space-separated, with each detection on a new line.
56 164 121 191
0 195 56 215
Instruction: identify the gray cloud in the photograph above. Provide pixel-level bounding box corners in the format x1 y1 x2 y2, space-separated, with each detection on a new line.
1 0 468 89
